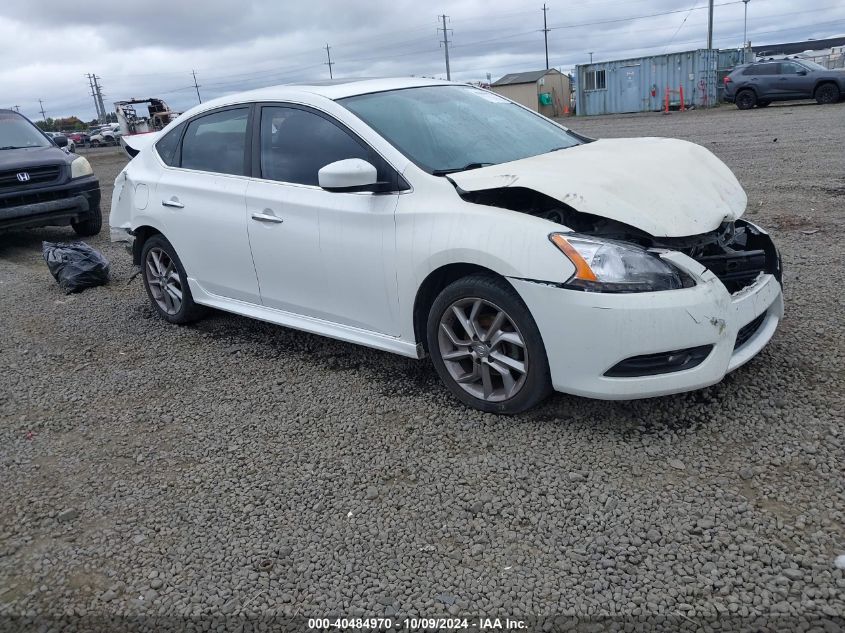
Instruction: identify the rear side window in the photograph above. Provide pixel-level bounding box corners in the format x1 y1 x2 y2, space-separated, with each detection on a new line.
743 63 780 76
180 108 249 175
259 106 372 186
155 123 184 166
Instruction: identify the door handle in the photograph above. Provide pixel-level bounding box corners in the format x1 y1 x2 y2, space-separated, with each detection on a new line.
251 212 284 224
161 198 184 209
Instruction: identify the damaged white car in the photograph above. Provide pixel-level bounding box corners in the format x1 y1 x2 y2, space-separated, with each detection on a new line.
111 78 783 414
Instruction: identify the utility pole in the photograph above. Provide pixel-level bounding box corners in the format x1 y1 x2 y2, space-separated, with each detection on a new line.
93 75 107 123
589 52 594 63
192 70 202 103
324 44 334 79
542 4 550 70
38 99 47 121
13 105 20 112
742 0 750 50
707 0 714 49
438 14 452 80
86 74 102 121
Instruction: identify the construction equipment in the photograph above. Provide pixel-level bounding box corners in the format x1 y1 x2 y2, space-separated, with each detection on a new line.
114 98 179 137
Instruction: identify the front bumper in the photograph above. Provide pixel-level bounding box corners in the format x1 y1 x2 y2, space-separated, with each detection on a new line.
509 253 784 400
0 175 100 232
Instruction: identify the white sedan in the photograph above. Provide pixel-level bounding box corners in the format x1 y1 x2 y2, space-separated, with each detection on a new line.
111 78 783 413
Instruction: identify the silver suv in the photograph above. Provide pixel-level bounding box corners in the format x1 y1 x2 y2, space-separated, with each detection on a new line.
724 59 845 109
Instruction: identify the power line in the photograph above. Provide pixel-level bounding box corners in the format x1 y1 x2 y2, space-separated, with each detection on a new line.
438 14 452 81
665 1 702 53
547 1 744 31
542 4 551 70
325 44 334 79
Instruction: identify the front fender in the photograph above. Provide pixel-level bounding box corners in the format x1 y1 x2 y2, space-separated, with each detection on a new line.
395 190 576 342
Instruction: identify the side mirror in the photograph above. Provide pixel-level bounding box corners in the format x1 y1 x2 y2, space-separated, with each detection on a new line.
318 158 379 192
53 135 68 148
797 69 807 75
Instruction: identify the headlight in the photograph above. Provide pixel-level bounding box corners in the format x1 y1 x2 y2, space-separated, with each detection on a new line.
550 233 687 292
70 156 93 179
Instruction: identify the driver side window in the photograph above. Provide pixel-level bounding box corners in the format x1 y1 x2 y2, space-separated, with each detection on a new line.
259 106 376 186
780 62 804 74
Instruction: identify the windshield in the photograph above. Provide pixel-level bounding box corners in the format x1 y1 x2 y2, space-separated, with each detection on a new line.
0 111 52 149
339 85 580 174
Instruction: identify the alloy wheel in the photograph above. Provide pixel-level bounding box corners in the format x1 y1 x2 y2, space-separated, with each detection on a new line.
145 247 183 315
437 297 528 402
736 91 755 110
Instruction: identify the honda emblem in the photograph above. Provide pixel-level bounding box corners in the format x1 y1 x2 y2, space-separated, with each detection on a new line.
16 172 30 182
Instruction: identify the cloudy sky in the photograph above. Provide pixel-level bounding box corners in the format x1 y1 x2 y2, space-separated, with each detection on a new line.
2 0 843 121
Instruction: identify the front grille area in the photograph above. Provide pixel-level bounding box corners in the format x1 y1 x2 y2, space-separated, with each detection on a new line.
734 313 766 350
604 345 713 377
695 250 768 293
0 188 72 209
0 164 62 190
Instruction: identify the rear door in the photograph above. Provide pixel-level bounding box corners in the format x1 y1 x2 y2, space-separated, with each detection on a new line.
749 63 781 98
246 104 401 335
154 106 260 303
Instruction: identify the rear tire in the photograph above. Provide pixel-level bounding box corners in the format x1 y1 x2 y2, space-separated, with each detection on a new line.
426 274 552 414
71 205 102 236
756 100 771 108
140 234 207 325
735 90 756 110
815 83 840 105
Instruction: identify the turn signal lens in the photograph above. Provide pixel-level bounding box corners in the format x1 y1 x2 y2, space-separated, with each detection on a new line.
549 233 597 281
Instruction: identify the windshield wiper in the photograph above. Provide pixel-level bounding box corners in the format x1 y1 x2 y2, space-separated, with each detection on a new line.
0 146 31 150
432 162 494 176
547 146 572 152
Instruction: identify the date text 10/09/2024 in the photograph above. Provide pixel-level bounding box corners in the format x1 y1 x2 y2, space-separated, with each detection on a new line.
307 617 528 630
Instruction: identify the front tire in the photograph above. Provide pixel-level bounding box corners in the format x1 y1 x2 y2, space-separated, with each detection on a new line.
71 205 102 236
756 100 771 108
427 274 552 414
735 89 756 110
141 234 206 324
815 83 840 105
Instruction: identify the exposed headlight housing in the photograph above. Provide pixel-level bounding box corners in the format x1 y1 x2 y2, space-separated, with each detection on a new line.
550 233 690 293
70 156 93 179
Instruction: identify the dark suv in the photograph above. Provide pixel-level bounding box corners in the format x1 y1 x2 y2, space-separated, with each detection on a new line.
1 109 101 236
724 59 845 110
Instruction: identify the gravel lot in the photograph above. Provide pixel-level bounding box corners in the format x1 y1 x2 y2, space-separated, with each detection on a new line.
1 102 843 631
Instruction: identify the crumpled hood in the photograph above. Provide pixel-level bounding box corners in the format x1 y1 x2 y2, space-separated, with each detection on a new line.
450 137 747 237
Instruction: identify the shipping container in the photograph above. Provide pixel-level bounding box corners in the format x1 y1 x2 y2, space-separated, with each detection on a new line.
575 49 721 116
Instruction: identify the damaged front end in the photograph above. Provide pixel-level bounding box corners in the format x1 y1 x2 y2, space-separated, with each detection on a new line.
458 186 781 296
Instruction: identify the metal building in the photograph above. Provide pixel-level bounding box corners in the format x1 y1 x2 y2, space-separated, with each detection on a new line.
575 49 721 116
490 69 571 117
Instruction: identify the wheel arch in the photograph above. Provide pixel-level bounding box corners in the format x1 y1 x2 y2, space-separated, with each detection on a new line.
814 79 840 93
412 262 505 352
132 225 163 265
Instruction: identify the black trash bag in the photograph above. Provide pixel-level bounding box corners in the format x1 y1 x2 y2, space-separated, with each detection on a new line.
42 241 110 294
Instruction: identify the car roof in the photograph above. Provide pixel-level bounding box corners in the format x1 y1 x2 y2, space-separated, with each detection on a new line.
177 77 462 120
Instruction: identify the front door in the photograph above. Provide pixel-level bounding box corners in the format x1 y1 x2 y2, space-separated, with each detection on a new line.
246 105 400 335
620 65 641 113
155 106 259 303
776 61 816 98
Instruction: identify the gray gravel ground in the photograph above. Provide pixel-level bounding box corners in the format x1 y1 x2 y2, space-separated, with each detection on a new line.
1 102 844 632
